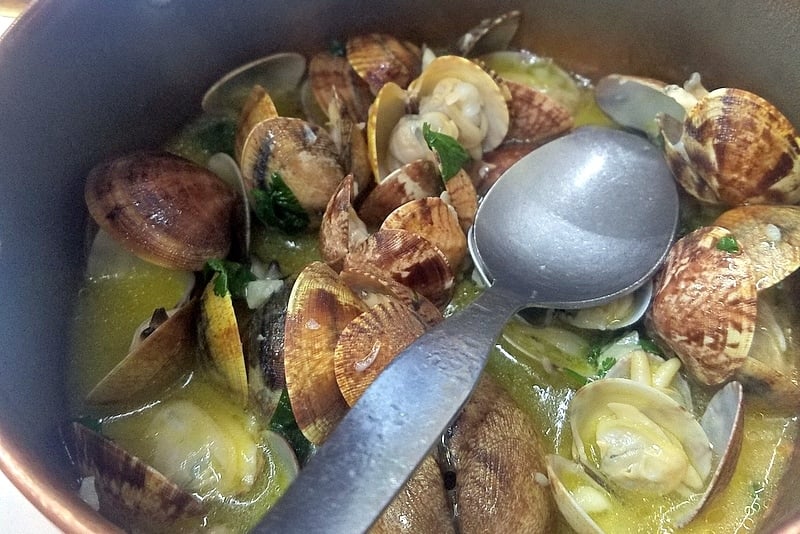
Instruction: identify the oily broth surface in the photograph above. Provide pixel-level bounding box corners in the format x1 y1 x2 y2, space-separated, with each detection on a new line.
66 46 799 532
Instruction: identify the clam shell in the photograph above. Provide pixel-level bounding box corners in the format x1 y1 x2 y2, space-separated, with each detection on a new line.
370 455 453 534
206 152 251 262
86 299 198 406
240 116 345 225
357 159 443 226
283 262 368 443
454 10 522 58
85 151 236 271
545 455 608 534
319 174 369 270
202 52 306 115
504 80 573 143
308 51 373 123
470 141 537 195
326 95 373 193
367 81 411 181
199 275 249 407
343 228 455 308
649 226 758 386
446 376 558 532
340 266 443 327
663 87 800 206
346 34 421 94
442 168 478 231
714 205 800 291
333 299 426 405
734 357 800 413
65 422 205 528
234 84 279 163
381 196 467 270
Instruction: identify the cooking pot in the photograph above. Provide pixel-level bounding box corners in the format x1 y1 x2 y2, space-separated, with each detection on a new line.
0 1 798 531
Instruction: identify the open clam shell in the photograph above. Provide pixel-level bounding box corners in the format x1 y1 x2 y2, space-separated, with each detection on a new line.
504 80 574 144
234 84 279 164
545 454 608 534
442 168 478 231
346 33 422 94
357 159 443 226
206 152 251 262
319 174 369 270
454 10 521 58
470 140 537 195
308 51 373 123
283 262 368 443
85 151 236 271
202 52 307 115
557 281 653 331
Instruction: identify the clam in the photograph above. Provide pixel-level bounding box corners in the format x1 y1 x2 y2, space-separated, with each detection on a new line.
333 299 427 405
444 376 558 532
545 454 609 534
319 174 369 270
441 168 478 231
86 299 198 406
649 225 758 386
454 10 522 58
381 196 467 269
234 84 279 164
346 33 422 94
326 92 373 193
199 274 249 407
470 140 537 195
366 81 413 181
65 421 206 530
206 152 251 261
659 78 800 206
557 281 653 331
339 266 443 327
201 52 307 115
504 80 574 144
308 51 373 123
357 159 443 227
240 116 345 229
85 151 237 271
343 228 455 308
283 261 368 443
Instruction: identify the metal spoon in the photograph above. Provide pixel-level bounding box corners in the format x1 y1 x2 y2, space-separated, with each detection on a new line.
257 126 679 533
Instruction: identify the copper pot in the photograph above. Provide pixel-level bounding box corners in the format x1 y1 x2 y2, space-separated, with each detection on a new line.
0 1 798 531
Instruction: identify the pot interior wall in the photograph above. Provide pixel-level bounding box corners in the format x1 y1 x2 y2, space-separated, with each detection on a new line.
0 0 797 531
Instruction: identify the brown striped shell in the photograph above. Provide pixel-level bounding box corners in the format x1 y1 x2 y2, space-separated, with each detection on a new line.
340 266 443 327
343 228 455 308
649 226 758 385
85 151 236 271
381 197 467 270
240 116 345 227
470 141 537 195
333 299 427 405
504 80 573 144
308 51 374 123
283 262 368 443
357 159 443 226
346 34 422 94
319 174 369 270
65 422 206 529
661 87 800 206
442 168 478 231
713 205 800 291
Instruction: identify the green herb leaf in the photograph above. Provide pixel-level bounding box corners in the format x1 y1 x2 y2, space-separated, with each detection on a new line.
717 235 741 253
597 357 616 377
204 259 256 298
638 337 664 357
422 122 470 182
270 389 316 466
252 172 310 234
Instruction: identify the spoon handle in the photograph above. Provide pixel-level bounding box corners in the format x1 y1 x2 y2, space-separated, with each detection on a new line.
256 285 522 533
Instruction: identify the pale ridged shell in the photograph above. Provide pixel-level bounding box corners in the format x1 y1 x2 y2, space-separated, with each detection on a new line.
346 34 422 94
455 10 521 58
446 376 558 533
443 168 478 231
340 266 443 327
545 455 607 534
86 300 197 406
358 159 443 226
504 80 573 143
343 228 455 308
65 422 205 528
662 87 800 206
367 81 410 181
713 205 800 291
370 455 454 534
649 226 757 385
85 151 236 271
240 117 345 225
308 51 373 123
199 275 249 407
235 84 279 164
334 299 426 406
381 197 467 270
319 174 368 270
284 262 368 443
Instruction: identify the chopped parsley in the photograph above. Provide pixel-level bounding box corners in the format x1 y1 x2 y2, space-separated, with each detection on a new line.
422 122 470 182
270 389 316 465
638 337 664 357
717 235 741 253
204 259 256 298
252 172 310 234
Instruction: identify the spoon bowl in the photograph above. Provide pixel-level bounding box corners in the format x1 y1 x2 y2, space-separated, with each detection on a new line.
258 126 680 533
